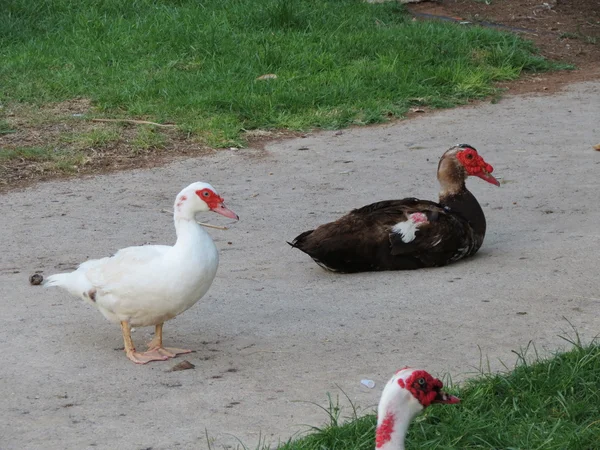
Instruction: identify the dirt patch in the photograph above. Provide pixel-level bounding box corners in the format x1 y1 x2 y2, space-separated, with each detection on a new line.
1 0 598 193
0 100 308 193
0 99 217 192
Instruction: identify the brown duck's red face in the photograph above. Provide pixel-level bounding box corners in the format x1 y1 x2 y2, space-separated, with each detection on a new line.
455 146 500 186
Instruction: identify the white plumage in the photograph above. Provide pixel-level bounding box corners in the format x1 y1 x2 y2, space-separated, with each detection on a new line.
391 220 419 243
45 181 238 364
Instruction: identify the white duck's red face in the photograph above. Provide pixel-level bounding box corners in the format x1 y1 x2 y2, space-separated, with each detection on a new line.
195 188 239 220
376 367 459 448
395 367 460 407
455 145 500 186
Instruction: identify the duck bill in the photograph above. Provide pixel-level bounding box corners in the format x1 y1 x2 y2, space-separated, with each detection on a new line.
476 170 500 187
432 391 460 404
212 202 239 220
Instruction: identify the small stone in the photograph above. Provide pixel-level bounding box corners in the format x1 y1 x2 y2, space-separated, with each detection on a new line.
29 273 44 285
169 360 195 372
361 379 375 389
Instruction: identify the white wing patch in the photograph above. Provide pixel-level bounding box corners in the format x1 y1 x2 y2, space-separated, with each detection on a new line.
392 213 428 243
392 221 418 243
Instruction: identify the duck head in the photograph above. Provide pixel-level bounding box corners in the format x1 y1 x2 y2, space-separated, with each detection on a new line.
174 182 239 221
438 144 499 196
376 367 459 449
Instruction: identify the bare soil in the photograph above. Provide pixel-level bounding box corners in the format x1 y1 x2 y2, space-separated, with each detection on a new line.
1 0 598 193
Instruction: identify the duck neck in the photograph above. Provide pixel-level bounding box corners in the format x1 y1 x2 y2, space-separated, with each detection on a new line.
173 215 209 250
439 187 486 238
375 405 415 450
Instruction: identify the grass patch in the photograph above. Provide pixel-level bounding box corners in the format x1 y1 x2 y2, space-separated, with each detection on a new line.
132 126 167 151
60 128 121 149
274 339 600 449
0 0 566 147
0 146 86 173
0 119 16 135
560 32 598 45
0 100 194 189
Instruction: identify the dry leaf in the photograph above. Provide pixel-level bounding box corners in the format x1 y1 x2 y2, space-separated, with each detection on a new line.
593 143 600 151
256 74 277 80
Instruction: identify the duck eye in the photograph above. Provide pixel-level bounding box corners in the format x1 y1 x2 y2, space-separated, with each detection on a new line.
418 377 426 386
203 191 210 197
466 153 473 160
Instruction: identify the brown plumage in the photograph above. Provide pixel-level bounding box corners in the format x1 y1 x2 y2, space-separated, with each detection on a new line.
289 144 500 273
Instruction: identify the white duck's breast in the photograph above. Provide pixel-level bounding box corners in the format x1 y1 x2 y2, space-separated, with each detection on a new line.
93 238 220 327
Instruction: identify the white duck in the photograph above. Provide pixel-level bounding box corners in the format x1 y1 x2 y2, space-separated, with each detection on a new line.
45 182 238 364
376 367 460 449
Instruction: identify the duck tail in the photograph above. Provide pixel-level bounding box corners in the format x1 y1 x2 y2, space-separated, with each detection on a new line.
44 270 93 300
288 229 314 249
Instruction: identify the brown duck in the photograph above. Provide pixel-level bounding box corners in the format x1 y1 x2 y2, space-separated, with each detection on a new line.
289 144 499 273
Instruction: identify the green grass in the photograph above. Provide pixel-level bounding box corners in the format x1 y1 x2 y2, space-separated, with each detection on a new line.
0 0 566 147
560 32 598 45
0 146 86 172
132 125 167 151
272 339 600 450
59 128 121 149
0 119 16 135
